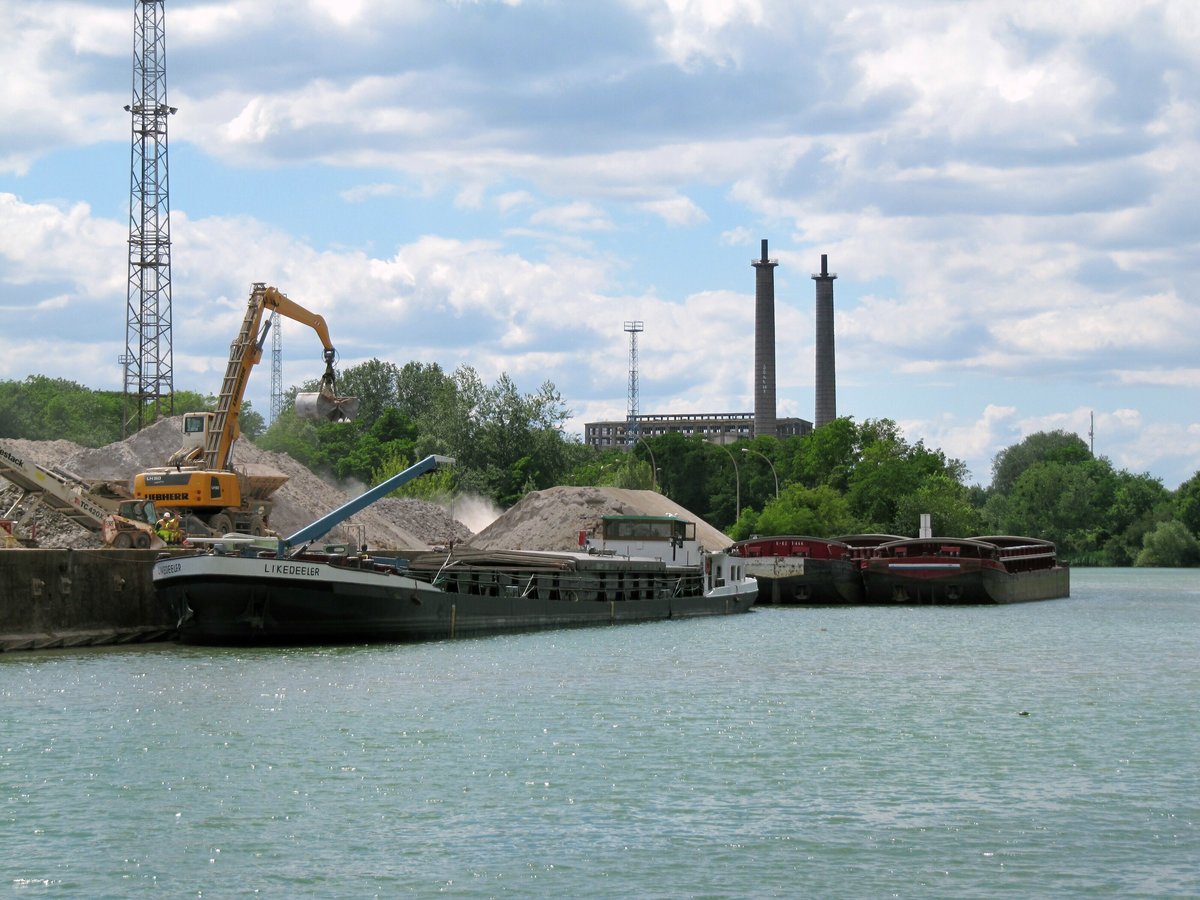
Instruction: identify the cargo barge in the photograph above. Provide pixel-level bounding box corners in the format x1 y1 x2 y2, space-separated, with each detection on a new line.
731 535 862 604
730 534 905 605
154 456 757 645
860 535 1070 604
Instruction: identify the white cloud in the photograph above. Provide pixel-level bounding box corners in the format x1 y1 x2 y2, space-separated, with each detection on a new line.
898 403 1019 483
637 195 708 226
1114 368 1200 388
529 201 614 232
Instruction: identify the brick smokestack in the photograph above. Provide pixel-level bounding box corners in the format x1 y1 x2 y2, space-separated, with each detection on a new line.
752 239 778 439
812 253 837 428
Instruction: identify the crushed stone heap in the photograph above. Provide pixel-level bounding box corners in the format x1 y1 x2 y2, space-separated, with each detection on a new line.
1 422 471 551
468 486 732 552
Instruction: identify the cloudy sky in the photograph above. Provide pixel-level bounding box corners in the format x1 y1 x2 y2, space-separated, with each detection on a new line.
2 0 1198 489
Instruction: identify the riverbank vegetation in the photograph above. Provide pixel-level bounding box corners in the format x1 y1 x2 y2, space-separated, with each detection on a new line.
2 369 1197 566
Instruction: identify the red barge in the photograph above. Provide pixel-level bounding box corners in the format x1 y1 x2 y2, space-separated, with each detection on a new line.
732 535 890 604
861 535 1070 605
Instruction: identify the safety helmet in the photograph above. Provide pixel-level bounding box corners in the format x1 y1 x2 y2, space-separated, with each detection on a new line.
163 511 172 518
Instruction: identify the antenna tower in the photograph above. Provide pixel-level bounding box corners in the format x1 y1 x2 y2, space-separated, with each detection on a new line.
624 321 644 447
269 311 283 425
121 0 177 436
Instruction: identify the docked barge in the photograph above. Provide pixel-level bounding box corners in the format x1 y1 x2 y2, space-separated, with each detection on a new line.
153 456 757 645
860 535 1069 604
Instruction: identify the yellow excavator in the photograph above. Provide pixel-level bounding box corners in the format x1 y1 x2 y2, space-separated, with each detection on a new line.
133 283 358 536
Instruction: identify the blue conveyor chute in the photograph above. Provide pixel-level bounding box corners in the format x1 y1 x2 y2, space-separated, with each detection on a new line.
281 454 454 556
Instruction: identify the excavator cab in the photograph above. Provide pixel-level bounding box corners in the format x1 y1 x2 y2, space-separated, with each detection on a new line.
182 413 207 447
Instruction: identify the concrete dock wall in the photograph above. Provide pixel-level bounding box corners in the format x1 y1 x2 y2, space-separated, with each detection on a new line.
0 549 178 651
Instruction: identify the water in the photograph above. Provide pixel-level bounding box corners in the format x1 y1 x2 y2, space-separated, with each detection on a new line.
2 569 1198 897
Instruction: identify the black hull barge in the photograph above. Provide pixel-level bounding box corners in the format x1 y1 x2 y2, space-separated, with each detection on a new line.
861 535 1069 605
153 456 757 646
731 535 863 604
157 547 755 645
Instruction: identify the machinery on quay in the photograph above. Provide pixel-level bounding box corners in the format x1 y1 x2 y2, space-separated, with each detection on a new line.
132 284 358 537
0 442 161 548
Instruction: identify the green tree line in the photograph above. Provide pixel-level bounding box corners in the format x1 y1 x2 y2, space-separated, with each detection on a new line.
3 370 1198 566
0 375 264 446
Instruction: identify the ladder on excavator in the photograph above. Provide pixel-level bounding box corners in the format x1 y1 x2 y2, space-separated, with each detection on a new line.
202 289 266 471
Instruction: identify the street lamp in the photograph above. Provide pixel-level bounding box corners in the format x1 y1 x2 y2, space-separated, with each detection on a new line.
742 447 779 499
718 443 741 519
634 434 657 492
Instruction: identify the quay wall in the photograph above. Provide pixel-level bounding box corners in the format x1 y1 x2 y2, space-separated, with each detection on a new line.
0 549 179 651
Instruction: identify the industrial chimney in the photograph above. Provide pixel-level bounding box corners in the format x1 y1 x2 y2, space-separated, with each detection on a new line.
752 239 778 439
812 253 837 428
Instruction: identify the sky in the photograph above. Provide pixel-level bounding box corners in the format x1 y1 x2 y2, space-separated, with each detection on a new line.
1 0 1198 489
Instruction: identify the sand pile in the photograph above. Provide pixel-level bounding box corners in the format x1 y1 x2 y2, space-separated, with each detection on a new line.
1 421 471 550
468 485 732 552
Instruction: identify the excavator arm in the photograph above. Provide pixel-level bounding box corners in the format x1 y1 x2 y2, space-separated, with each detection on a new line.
204 284 357 472
261 286 335 356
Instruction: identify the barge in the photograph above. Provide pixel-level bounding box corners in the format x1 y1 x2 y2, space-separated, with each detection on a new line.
731 535 862 604
154 456 757 645
860 535 1069 604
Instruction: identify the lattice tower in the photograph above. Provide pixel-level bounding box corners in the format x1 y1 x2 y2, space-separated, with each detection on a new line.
270 311 283 425
624 321 644 446
121 0 177 436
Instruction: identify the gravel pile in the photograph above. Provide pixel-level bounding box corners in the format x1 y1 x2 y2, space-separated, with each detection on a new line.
1 422 472 551
469 485 733 552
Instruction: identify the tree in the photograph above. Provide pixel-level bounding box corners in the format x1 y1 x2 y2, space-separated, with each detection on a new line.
256 408 321 470
735 484 856 540
328 408 420 484
895 474 983 538
991 430 1091 494
333 359 401 426
0 376 123 446
1135 521 1200 567
239 402 266 441
396 361 454 423
371 445 455 501
784 417 858 490
1176 472 1200 538
1101 471 1171 565
845 420 962 533
1002 458 1116 562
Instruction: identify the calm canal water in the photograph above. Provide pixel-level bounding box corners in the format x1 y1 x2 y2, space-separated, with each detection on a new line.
2 568 1198 897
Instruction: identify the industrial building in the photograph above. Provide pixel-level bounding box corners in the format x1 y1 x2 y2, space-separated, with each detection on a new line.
584 240 836 451
585 414 810 448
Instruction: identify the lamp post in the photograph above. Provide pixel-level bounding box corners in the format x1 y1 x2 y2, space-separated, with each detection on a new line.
635 434 657 492
742 447 779 498
718 443 741 520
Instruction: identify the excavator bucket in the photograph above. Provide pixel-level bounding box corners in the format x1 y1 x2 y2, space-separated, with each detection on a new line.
295 392 359 423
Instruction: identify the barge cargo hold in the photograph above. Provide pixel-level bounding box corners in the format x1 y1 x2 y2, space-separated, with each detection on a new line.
861 535 1070 605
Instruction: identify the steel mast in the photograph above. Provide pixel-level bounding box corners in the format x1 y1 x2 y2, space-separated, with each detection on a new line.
624 321 644 446
121 0 177 436
270 311 283 425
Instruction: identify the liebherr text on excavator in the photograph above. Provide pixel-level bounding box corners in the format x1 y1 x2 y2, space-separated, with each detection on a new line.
133 283 358 536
